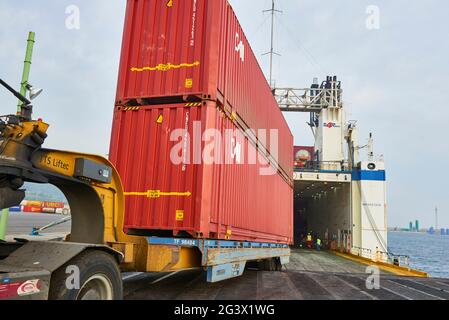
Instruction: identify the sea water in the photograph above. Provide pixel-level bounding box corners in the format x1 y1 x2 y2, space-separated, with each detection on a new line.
388 231 449 279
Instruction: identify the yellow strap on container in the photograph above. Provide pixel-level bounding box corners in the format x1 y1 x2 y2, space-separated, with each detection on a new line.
124 190 191 198
131 61 200 73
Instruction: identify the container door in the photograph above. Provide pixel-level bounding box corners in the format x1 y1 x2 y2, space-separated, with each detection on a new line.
109 103 204 236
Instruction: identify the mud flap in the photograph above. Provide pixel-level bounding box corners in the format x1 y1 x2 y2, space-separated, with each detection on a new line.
0 270 50 300
206 261 246 283
280 256 290 265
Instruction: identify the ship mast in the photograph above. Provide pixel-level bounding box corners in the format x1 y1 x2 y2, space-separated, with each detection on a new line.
263 0 281 88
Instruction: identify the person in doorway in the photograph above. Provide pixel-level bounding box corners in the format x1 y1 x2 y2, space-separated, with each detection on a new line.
306 233 313 249
324 229 329 249
316 238 322 251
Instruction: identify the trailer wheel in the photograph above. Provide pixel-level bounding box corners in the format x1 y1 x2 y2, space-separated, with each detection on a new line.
259 258 283 271
259 258 276 271
274 258 283 271
49 250 123 300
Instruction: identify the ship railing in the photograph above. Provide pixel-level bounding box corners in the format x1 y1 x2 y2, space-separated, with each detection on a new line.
274 87 343 112
351 246 372 259
351 247 410 267
375 250 410 267
294 161 351 172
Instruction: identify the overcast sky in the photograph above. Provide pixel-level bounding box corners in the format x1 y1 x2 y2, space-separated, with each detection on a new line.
0 0 448 228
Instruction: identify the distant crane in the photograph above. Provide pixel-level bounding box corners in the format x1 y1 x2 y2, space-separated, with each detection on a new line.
435 206 439 231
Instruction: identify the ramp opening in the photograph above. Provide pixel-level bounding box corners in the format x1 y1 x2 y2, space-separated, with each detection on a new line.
294 180 352 250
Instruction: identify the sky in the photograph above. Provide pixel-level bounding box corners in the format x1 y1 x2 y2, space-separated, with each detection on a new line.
0 0 448 228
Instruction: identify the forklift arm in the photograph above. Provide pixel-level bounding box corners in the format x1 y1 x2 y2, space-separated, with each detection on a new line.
0 114 144 248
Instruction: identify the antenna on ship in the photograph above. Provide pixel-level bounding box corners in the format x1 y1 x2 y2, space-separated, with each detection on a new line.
263 0 282 88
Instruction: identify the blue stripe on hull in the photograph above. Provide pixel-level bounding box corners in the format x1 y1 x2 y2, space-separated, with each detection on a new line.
352 170 386 181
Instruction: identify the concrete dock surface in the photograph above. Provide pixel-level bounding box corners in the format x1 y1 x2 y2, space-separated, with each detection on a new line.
4 216 449 300
6 213 70 236
123 249 449 300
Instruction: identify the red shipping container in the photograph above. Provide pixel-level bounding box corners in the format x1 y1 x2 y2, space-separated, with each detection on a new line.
22 206 43 213
115 0 291 174
43 202 65 209
109 102 293 244
21 200 43 208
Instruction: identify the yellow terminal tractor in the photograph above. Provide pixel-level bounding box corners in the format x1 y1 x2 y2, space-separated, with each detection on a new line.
0 77 289 300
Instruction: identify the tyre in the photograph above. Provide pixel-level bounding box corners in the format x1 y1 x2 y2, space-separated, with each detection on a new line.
49 250 123 300
259 258 276 271
274 258 283 271
259 258 283 271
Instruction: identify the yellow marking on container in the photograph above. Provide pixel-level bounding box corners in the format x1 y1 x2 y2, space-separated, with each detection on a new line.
124 190 192 198
131 61 200 73
167 0 173 8
122 107 140 112
185 78 193 89
176 210 184 221
185 102 201 107
160 191 192 197
156 115 164 124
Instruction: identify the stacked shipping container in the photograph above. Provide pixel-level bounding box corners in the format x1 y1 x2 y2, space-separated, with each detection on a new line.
16 201 66 214
110 0 293 244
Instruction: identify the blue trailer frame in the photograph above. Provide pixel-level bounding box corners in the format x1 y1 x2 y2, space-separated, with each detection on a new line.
147 238 291 282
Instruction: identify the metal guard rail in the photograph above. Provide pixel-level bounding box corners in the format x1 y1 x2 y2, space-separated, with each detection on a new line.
351 246 410 267
376 250 410 267
294 160 351 172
